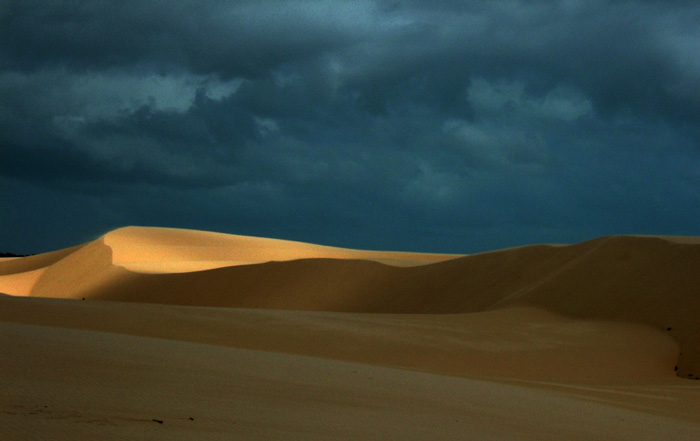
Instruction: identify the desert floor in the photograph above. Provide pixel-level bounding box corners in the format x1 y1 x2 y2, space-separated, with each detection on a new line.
2 226 699 440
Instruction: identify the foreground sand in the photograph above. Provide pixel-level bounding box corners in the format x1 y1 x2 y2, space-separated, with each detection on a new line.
1 226 700 439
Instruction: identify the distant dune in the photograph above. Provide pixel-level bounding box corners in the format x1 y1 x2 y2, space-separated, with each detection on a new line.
2 226 700 440
2 226 698 377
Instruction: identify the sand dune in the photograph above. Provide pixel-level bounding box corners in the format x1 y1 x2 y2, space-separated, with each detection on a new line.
4 318 698 441
3 227 697 377
2 226 700 439
0 243 85 296
0 295 681 385
106 226 460 271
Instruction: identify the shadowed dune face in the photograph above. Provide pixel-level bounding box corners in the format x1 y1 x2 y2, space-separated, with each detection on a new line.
0 226 699 379
3 315 698 441
0 296 682 386
2 226 700 440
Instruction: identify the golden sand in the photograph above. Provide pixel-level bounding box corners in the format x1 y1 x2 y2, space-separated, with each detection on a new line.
2 226 699 440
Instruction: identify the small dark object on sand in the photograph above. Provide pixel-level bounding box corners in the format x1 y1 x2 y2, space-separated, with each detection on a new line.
152 419 163 424
189 417 194 421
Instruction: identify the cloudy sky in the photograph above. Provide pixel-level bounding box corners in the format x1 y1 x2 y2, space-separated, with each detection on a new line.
2 0 699 254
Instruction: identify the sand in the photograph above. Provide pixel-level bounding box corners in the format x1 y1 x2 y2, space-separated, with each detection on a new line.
1 226 699 440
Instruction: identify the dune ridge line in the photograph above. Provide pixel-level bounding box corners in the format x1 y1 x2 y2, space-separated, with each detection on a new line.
1 226 699 378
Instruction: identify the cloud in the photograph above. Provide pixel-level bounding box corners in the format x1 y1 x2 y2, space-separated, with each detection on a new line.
0 0 372 78
467 79 593 121
1 0 700 253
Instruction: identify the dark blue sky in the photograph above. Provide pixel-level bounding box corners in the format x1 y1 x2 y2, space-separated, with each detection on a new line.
2 1 699 254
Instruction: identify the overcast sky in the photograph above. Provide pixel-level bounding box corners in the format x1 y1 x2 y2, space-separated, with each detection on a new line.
2 0 699 254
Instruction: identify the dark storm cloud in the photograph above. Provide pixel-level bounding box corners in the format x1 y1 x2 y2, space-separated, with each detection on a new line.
0 0 369 78
1 0 700 253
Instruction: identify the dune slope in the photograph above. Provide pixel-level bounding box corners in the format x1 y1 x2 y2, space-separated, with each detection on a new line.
2 226 700 440
1 227 699 378
0 295 680 386
4 318 698 441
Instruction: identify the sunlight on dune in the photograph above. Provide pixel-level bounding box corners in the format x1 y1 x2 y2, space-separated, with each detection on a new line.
2 226 700 440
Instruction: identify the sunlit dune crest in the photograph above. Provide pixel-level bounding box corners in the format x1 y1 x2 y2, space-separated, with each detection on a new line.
2 226 700 440
104 226 461 272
